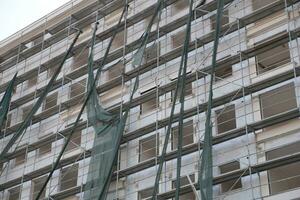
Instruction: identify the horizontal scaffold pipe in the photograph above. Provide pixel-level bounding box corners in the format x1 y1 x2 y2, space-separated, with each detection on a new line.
0 0 180 73
0 0 137 68
1 1 298 141
3 0 285 97
1 30 299 161
2 108 299 199
0 65 299 191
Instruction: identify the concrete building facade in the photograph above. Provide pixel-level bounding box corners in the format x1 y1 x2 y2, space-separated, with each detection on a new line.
0 0 300 199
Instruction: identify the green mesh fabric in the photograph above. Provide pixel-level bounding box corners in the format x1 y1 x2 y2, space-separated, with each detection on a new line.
0 73 17 130
84 4 136 200
0 32 81 163
199 0 224 199
83 27 122 199
35 5 130 199
150 1 193 199
132 0 163 68
174 1 194 199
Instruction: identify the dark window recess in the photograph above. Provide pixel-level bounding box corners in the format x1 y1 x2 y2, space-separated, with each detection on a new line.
139 135 158 162
60 164 79 191
69 79 86 99
211 10 229 30
216 104 236 134
143 43 159 64
107 62 124 80
171 30 186 49
8 186 21 200
5 113 12 128
260 83 297 119
32 176 47 199
266 141 300 195
111 31 125 51
171 81 193 102
172 0 189 14
138 187 154 200
171 174 196 200
171 121 194 150
14 153 26 167
43 92 58 110
72 49 88 70
252 0 274 11
219 161 242 193
38 142 52 157
256 43 290 74
215 65 232 81
47 66 58 78
140 98 157 115
27 76 38 88
65 131 81 152
22 104 33 121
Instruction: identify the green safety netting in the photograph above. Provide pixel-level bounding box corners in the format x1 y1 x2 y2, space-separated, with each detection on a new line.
84 0 168 198
132 0 163 68
0 73 17 130
83 9 126 199
150 1 193 199
34 4 131 200
0 31 81 163
199 0 224 199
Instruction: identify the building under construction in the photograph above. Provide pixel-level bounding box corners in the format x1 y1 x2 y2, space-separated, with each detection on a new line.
0 0 300 199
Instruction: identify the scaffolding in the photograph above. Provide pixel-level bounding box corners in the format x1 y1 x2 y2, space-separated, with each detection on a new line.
0 0 300 200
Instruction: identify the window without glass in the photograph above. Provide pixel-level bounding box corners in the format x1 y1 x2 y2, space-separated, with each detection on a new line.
8 186 21 200
14 153 26 167
260 83 297 119
107 62 124 80
140 88 158 115
32 176 47 200
27 76 38 89
172 174 195 188
38 142 52 157
72 49 88 70
215 65 232 82
5 113 12 128
215 104 236 134
256 43 290 74
172 0 189 14
65 131 81 152
171 121 194 150
171 174 196 200
69 79 86 99
22 104 33 121
111 31 125 51
143 43 159 64
171 81 193 102
171 30 185 49
211 10 229 30
266 141 300 195
138 187 154 200
60 164 79 191
140 98 157 115
139 135 158 162
43 92 58 111
252 0 274 11
219 161 242 193
47 66 57 78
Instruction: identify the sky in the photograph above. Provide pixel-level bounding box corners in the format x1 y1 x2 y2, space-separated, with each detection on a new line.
0 0 70 41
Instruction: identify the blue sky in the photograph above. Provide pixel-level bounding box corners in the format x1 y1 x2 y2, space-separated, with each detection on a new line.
0 0 70 41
